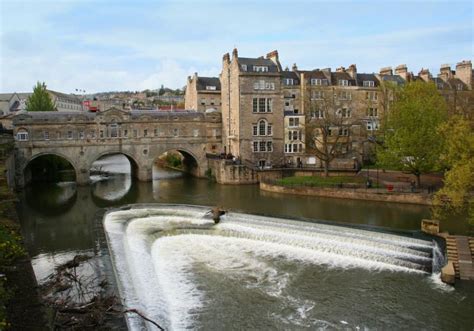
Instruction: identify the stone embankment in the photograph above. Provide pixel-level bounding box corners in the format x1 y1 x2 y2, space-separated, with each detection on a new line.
260 181 432 205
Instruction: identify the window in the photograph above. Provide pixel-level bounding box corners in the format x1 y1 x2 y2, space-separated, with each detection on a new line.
340 108 351 118
289 117 299 127
312 91 324 100
110 123 118 138
193 129 199 137
68 131 73 139
100 130 104 138
253 140 273 152
253 141 258 152
173 128 179 137
367 120 379 131
252 98 273 113
143 129 148 137
338 91 351 100
312 110 325 119
200 99 206 106
367 107 378 117
310 78 327 86
254 80 274 90
267 141 273 152
338 79 349 86
366 91 378 101
363 81 375 87
258 120 269 136
338 127 349 136
206 86 216 90
43 131 49 140
133 129 138 138
90 130 96 139
253 66 268 72
259 141 266 152
267 124 272 136
124 129 128 137
284 78 294 85
292 131 298 141
241 64 247 71
16 129 28 141
79 131 84 139
253 125 258 136
153 129 158 137
457 84 463 91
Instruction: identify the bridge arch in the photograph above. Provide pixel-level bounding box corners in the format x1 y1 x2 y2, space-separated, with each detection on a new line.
23 152 78 186
151 148 202 177
89 151 140 179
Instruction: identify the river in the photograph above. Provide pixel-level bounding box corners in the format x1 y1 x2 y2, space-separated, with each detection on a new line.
16 155 474 330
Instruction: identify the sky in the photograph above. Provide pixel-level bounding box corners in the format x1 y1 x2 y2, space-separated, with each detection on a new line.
0 0 472 93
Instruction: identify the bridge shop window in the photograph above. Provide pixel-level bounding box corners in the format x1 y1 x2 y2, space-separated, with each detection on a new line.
43 131 49 140
79 131 85 139
90 130 96 139
133 129 138 138
16 129 29 141
193 129 199 137
100 130 104 138
154 128 158 137
173 128 179 137
144 129 148 137
123 129 128 138
67 131 73 139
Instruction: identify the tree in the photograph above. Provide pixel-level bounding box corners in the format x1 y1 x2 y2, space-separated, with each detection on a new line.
26 82 55 112
432 115 474 224
376 81 447 187
305 85 364 176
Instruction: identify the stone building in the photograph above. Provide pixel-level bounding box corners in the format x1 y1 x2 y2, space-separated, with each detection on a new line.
185 73 221 112
221 49 284 168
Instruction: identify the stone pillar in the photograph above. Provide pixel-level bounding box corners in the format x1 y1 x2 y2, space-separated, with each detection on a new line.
137 165 152 182
76 171 90 186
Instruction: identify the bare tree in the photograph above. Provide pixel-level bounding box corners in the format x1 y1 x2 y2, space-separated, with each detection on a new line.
305 86 365 176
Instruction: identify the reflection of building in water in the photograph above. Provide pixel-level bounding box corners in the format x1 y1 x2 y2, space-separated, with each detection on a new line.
92 174 132 201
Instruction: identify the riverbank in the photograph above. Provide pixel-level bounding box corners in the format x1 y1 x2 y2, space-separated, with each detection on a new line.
260 181 432 205
0 139 47 329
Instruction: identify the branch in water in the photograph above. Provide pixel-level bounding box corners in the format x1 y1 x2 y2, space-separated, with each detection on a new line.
124 309 164 330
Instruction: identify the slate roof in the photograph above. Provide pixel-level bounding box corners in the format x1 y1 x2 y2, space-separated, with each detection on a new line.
331 72 356 86
281 71 300 85
356 73 380 87
238 57 279 73
380 75 405 85
196 77 221 91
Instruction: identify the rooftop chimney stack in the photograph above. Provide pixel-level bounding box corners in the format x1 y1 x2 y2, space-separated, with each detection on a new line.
455 60 472 90
418 68 432 82
379 66 393 76
292 63 298 71
395 64 409 81
232 48 238 59
347 64 357 79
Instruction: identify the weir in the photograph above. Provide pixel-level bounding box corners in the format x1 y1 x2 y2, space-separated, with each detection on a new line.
103 204 440 330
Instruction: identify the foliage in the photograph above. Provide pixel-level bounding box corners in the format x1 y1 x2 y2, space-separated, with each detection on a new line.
165 153 182 168
377 82 447 186
432 115 474 224
26 82 55 112
305 85 364 176
276 176 364 188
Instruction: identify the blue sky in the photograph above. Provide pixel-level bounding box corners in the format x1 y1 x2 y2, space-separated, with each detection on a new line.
0 0 472 93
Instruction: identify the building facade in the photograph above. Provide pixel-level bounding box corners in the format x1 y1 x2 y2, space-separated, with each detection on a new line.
185 73 221 112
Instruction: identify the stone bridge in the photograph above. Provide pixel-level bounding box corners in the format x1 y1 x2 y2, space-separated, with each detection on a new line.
12 108 222 187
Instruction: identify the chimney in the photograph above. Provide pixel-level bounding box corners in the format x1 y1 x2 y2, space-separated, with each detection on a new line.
336 66 346 73
395 64 408 81
379 66 393 76
455 60 472 89
222 52 230 64
347 64 357 79
418 68 432 82
232 48 238 59
292 63 298 71
266 50 279 63
438 64 452 82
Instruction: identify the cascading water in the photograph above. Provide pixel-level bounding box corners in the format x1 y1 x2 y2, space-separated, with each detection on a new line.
104 204 444 330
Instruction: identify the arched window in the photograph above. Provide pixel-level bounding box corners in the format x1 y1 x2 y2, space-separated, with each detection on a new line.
16 129 29 141
258 120 267 136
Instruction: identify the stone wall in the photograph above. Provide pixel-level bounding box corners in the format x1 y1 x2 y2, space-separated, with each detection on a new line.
207 158 258 184
260 181 432 205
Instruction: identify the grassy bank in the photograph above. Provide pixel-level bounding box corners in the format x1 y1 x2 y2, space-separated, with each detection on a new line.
276 176 366 188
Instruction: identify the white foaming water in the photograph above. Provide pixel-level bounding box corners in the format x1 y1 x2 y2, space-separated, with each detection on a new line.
103 205 436 330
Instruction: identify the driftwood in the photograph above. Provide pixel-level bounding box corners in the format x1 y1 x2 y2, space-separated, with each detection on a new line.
124 308 164 330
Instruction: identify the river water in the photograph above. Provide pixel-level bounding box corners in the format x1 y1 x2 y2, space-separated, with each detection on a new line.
16 155 474 330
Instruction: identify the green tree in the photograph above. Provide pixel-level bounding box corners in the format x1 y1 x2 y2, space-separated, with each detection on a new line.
26 82 55 112
433 115 474 223
377 81 447 187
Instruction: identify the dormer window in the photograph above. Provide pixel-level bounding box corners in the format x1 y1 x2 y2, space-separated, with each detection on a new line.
206 86 216 90
310 78 328 86
241 64 247 71
253 66 268 72
363 81 375 87
284 78 294 86
338 80 349 86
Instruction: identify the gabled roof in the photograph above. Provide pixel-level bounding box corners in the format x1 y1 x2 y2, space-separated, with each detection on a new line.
298 70 328 80
196 77 221 91
238 57 279 73
281 71 300 84
380 75 405 85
